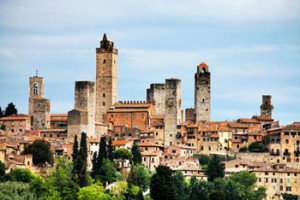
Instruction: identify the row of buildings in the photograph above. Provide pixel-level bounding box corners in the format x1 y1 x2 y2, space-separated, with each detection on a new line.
0 34 299 199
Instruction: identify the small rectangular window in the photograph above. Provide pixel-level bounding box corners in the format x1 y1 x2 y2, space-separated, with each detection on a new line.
103 59 106 63
103 102 105 106
103 93 106 97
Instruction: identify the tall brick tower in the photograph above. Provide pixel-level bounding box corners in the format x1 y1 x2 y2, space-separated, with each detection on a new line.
29 71 44 115
95 34 118 124
194 62 211 122
260 95 274 118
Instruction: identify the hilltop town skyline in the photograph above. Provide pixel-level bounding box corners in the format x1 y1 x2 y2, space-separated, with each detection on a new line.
0 1 299 125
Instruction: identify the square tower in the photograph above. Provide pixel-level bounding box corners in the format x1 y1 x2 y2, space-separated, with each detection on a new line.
29 74 44 115
68 81 95 138
164 78 181 146
32 98 50 130
194 62 211 122
147 83 165 115
260 95 274 118
95 34 118 124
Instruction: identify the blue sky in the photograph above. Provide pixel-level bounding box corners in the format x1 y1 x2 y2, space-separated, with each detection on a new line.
0 0 299 125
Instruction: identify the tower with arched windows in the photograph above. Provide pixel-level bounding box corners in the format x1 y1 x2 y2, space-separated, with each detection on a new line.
29 73 44 115
95 33 118 125
194 62 211 122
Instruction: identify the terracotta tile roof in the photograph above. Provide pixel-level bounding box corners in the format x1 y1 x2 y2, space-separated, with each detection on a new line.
112 140 132 146
228 123 248 128
0 114 29 121
210 134 219 138
252 115 273 121
199 62 208 67
237 118 259 124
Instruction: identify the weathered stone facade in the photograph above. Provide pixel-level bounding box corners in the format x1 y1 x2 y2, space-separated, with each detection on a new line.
95 34 118 124
194 62 211 122
32 98 50 130
29 76 44 115
146 83 165 115
164 78 181 146
260 95 274 118
185 108 195 122
68 81 95 138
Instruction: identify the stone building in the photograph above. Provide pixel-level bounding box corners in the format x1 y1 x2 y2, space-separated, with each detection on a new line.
28 73 44 115
95 34 118 125
194 62 211 122
0 114 31 134
146 83 165 115
32 98 50 130
260 95 274 118
68 81 95 138
164 78 182 146
185 108 195 122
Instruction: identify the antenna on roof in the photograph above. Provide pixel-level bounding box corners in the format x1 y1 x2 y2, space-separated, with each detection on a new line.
35 69 38 77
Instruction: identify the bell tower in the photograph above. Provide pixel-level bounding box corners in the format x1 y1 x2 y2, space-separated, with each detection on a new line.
95 34 118 124
260 95 274 118
194 62 211 122
29 70 44 115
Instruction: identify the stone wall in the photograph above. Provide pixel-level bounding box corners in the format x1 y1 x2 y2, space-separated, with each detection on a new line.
147 83 165 115
164 78 181 146
32 98 50 130
195 63 211 122
95 34 118 125
29 76 44 115
185 108 195 122
260 95 273 117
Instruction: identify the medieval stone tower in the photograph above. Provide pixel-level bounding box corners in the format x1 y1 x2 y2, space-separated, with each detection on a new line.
194 62 211 122
164 78 181 146
95 34 118 124
147 83 165 115
68 81 95 138
29 73 44 115
260 95 274 118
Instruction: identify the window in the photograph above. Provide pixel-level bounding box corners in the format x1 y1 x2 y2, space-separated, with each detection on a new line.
287 178 290 183
203 138 206 141
33 83 39 94
152 158 155 163
284 132 289 135
286 139 289 144
265 178 268 183
258 178 261 182
103 59 106 63
172 150 176 153
144 158 146 161
102 114 106 120
286 186 292 192
156 132 158 136
265 172 269 175
142 114 144 119
170 134 172 137
103 93 106 97
11 122 14 126
280 185 283 191
126 114 128 119
19 121 23 125
132 114 135 119
138 124 141 128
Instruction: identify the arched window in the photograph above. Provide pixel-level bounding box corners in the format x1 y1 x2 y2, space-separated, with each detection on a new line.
271 139 275 144
202 68 206 73
33 83 39 94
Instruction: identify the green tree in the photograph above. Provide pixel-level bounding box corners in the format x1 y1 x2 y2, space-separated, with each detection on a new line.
239 146 247 152
189 176 213 200
91 152 97 178
248 142 268 152
107 137 114 161
127 165 138 186
282 193 299 200
77 182 112 200
223 180 242 200
46 156 78 200
72 135 79 180
173 170 190 200
4 102 18 117
206 154 225 182
0 123 6 130
0 181 36 200
76 132 88 187
0 160 6 181
92 137 108 179
193 154 210 165
97 159 117 185
29 175 48 199
208 190 225 200
136 187 144 200
0 107 3 118
229 171 266 200
23 140 54 166
131 142 142 164
113 148 133 168
8 168 35 183
134 164 151 191
150 165 176 200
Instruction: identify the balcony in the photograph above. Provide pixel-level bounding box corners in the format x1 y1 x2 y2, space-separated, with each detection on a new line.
283 152 291 156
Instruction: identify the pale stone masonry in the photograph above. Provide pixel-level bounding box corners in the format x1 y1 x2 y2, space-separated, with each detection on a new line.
194 62 211 122
32 98 50 130
146 83 165 115
68 81 95 138
164 78 182 146
95 34 118 124
260 95 274 118
29 75 44 115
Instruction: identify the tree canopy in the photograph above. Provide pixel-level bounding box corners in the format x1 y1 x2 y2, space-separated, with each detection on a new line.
206 154 225 182
248 142 268 152
131 142 142 164
23 139 53 166
4 102 18 117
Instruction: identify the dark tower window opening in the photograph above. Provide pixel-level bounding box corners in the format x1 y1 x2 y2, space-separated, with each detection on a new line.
103 93 106 97
33 83 39 94
103 102 105 106
102 114 106 120
202 99 205 102
202 68 206 73
265 101 268 105
103 59 106 63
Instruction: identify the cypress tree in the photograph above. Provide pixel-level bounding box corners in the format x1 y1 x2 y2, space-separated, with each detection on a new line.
0 107 3 118
4 102 18 117
76 132 88 187
97 137 107 167
91 152 97 178
72 135 79 176
131 142 142 164
107 137 114 161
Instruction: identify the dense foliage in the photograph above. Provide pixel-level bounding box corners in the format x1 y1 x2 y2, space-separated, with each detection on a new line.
131 142 142 164
248 142 268 152
23 139 54 166
4 102 18 117
206 154 225 182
